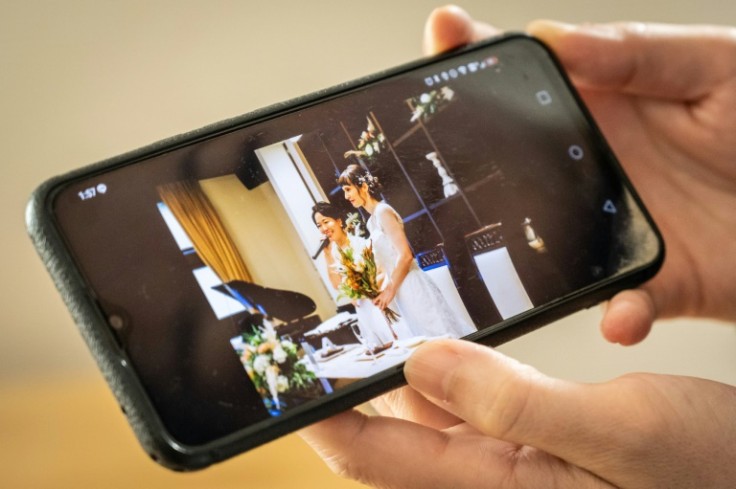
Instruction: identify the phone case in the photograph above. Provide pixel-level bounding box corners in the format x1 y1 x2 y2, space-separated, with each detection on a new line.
26 33 664 470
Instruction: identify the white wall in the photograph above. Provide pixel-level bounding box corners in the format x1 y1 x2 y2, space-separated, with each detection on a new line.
199 174 336 323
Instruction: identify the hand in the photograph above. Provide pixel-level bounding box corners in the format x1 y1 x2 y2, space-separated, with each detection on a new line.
299 9 736 489
301 339 736 488
323 239 334 260
373 285 396 311
423 6 736 344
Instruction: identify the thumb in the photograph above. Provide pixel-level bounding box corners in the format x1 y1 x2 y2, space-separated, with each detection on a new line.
423 5 501 56
527 20 736 100
404 339 629 467
599 288 657 345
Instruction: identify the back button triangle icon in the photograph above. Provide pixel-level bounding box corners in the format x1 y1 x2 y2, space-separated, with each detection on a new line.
603 200 617 214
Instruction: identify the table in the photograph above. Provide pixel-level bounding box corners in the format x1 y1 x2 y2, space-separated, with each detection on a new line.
304 336 443 379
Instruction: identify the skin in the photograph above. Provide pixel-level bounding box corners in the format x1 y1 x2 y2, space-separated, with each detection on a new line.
313 211 348 290
301 6 736 488
342 182 414 310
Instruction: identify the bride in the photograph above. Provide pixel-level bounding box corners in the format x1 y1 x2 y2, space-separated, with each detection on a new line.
311 201 398 349
338 164 475 338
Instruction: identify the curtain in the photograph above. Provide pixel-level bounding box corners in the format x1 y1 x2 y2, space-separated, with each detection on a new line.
157 180 253 284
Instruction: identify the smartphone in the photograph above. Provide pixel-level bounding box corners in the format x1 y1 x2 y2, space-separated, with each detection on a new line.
26 33 663 470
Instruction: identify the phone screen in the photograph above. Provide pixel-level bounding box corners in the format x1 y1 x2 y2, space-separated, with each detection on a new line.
50 37 660 446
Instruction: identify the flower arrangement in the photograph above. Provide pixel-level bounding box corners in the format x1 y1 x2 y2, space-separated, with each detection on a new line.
235 320 316 413
343 117 386 160
344 212 367 238
409 86 455 123
334 236 400 324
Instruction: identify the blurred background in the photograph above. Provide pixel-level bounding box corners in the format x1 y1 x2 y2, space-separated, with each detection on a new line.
2 1 735 487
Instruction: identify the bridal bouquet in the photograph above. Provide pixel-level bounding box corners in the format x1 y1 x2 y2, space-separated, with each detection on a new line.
334 237 401 324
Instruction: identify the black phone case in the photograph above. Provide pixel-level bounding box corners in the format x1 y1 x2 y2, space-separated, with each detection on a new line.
26 33 664 471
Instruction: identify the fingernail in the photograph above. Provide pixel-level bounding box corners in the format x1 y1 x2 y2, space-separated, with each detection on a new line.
404 339 464 401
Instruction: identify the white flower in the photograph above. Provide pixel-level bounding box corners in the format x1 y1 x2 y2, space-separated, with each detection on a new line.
276 375 289 393
281 340 295 351
352 222 363 237
253 354 271 375
420 92 432 104
262 321 278 342
273 344 287 364
365 144 374 156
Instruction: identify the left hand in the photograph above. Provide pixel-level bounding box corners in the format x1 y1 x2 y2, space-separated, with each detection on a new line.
301 339 736 489
422 5 736 345
300 7 736 488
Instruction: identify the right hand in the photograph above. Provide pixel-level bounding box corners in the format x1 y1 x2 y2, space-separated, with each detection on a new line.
322 239 334 261
302 339 736 489
424 6 736 344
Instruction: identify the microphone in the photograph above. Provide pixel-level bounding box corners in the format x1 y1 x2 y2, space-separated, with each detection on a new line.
312 238 330 260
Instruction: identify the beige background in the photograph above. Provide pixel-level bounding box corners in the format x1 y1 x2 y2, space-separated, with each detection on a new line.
2 1 735 487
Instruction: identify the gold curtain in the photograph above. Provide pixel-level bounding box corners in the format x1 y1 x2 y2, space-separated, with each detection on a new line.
157 180 253 284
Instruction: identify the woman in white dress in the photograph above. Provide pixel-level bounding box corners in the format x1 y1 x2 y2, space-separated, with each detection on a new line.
311 202 397 350
338 165 475 338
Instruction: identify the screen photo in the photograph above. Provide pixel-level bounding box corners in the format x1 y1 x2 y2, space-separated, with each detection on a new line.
52 37 660 443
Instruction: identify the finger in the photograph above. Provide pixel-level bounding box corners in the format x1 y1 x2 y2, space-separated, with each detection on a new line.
599 289 656 345
423 5 501 56
369 392 395 415
404 339 634 471
300 409 511 488
372 385 463 429
527 20 736 100
299 409 610 489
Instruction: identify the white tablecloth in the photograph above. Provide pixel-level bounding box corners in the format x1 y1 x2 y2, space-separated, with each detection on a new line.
303 336 444 379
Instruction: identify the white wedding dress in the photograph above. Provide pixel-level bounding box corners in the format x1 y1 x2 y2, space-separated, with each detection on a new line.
367 202 476 338
330 245 403 347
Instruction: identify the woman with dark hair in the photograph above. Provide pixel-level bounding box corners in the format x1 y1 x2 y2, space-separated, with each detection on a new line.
311 201 396 348
311 202 348 290
338 164 475 338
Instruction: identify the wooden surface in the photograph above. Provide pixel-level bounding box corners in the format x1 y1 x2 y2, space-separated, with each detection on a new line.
0 376 366 489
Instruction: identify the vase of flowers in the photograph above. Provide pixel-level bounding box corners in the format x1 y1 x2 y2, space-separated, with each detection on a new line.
234 319 318 415
409 86 455 124
344 212 368 238
343 117 387 161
